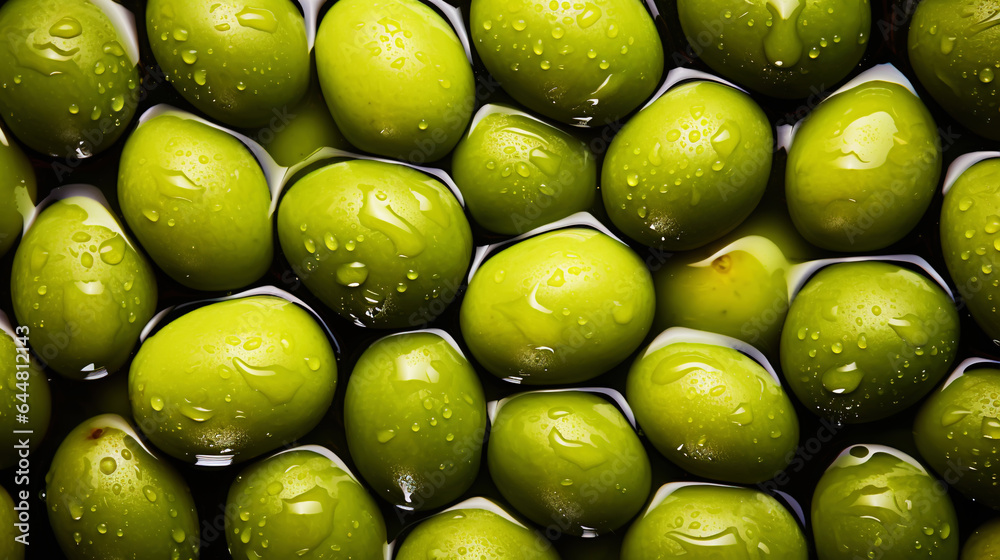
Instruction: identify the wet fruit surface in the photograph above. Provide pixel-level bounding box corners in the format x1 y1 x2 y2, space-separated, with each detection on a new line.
226 447 387 559
6 0 1000 557
452 109 597 235
781 261 959 423
118 114 272 291
677 0 871 98
0 0 139 157
909 0 1000 141
786 81 941 251
461 228 655 384
0 128 34 258
129 295 337 465
345 331 486 510
941 158 1000 340
811 445 959 559
45 414 200 560
621 484 809 558
396 506 560 559
277 159 472 328
602 81 773 250
627 340 799 483
471 0 663 126
10 197 157 379
146 0 309 128
914 367 1000 508
316 0 475 162
488 391 651 536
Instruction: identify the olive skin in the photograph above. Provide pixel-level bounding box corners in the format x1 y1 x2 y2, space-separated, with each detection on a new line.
345 332 486 510
118 114 272 291
0 331 51 470
488 391 651 536
45 415 200 560
0 485 24 560
11 197 157 379
129 296 337 465
812 445 958 559
786 81 941 252
621 484 808 559
277 159 472 328
0 128 34 258
780 262 959 424
315 0 474 163
147 0 309 128
226 448 387 560
262 78 352 168
909 0 1000 140
451 110 597 235
964 518 1000 559
653 237 790 356
470 0 663 126
627 341 798 484
941 158 1000 340
461 228 654 384
0 0 139 157
677 0 870 98
914 368 1000 508
602 81 772 250
396 507 559 560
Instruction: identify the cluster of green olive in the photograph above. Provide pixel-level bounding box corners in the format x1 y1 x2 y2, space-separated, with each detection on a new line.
2 0 1000 558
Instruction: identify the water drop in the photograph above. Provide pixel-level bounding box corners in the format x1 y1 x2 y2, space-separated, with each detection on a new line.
336 262 369 287
821 363 864 394
236 6 278 32
99 457 117 475
49 17 82 39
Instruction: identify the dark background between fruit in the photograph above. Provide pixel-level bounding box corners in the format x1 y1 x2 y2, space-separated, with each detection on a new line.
0 0 995 558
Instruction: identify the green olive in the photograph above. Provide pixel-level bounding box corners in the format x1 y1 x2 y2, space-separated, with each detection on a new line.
470 0 663 126
315 0 474 162
396 502 559 560
812 444 958 559
677 0 870 98
45 414 200 560
621 483 808 558
780 261 959 423
226 447 387 560
10 196 157 379
602 81 772 250
146 0 309 127
118 114 272 291
0 0 139 157
262 77 352 168
941 158 1000 341
0 482 24 560
451 108 596 235
963 518 1000 559
653 236 791 355
345 331 486 510
0 329 51 470
277 159 472 328
909 0 1000 140
488 391 651 536
627 337 798 483
0 126 34 258
461 228 654 384
786 80 941 251
129 295 337 465
914 366 1000 508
